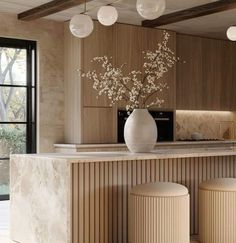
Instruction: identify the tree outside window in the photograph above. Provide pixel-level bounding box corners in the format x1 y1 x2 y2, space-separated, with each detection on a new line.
0 39 36 200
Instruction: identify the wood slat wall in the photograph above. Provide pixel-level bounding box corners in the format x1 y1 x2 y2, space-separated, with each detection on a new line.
71 156 236 243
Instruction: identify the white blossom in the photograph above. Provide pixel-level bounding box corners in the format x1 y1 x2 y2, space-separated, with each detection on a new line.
81 31 179 111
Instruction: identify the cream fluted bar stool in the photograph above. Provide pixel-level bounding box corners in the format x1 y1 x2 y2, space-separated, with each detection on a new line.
129 182 190 243
199 178 236 243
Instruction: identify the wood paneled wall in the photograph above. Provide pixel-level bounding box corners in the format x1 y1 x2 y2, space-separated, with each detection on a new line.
65 23 236 143
71 156 236 243
176 34 236 111
64 21 176 144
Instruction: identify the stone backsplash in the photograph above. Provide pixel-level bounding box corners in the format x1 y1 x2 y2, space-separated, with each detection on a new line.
176 110 236 140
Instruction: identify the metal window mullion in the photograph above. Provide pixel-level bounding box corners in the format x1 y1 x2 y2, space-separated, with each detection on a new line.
0 121 27 125
26 44 32 153
0 84 28 88
0 195 10 201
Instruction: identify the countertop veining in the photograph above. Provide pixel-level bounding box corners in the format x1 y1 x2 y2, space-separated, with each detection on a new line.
13 146 236 163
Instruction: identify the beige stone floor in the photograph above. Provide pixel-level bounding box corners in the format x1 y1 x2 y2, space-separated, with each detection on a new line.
0 200 10 243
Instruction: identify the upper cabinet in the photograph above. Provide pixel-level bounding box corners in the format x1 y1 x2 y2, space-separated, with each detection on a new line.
115 24 176 109
81 22 176 110
176 34 203 110
115 23 143 74
177 34 236 111
142 27 176 109
82 22 116 107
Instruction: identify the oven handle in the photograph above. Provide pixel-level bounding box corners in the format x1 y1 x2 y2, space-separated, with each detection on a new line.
124 118 170 121
154 118 170 121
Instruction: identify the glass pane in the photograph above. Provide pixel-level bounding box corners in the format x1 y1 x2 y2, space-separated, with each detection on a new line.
0 160 9 197
0 124 26 197
0 124 26 159
0 47 27 86
0 87 26 122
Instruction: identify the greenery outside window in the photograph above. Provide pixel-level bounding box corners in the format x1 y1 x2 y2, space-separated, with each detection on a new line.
0 38 36 200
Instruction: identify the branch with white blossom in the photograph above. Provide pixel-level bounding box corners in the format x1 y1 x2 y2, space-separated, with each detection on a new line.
80 31 179 111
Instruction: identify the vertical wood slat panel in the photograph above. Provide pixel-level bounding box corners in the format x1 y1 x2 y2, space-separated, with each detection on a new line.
164 159 169 181
113 162 118 243
72 156 236 243
84 164 90 243
118 162 123 243
190 158 195 234
122 162 128 243
161 159 165 181
104 162 109 243
89 163 95 243
108 162 113 243
100 163 105 243
95 163 100 243
146 160 151 183
79 163 84 243
72 164 79 243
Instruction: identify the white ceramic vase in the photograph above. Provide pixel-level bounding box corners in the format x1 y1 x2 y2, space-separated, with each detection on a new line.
124 109 157 153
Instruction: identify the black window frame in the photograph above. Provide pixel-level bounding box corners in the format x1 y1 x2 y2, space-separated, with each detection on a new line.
0 37 37 201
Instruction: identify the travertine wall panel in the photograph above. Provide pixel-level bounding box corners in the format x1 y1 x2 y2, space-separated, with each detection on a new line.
0 13 64 152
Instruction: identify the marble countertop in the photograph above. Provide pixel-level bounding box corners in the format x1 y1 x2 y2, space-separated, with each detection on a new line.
54 140 236 148
14 147 236 163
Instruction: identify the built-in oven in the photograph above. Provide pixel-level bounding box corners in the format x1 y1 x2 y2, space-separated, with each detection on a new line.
117 110 174 143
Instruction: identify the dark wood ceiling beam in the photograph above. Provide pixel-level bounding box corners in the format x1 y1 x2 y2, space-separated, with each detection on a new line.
142 0 236 28
18 0 92 21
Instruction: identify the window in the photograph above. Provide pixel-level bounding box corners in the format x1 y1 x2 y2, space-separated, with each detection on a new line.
0 38 36 200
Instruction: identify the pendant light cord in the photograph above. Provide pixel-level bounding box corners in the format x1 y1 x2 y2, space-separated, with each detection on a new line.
108 0 122 6
81 0 120 14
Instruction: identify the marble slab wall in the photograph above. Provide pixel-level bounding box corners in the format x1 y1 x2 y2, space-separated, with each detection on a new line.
176 110 236 140
0 13 65 152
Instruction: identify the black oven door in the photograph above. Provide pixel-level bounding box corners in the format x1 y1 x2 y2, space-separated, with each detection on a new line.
117 110 174 143
149 111 174 142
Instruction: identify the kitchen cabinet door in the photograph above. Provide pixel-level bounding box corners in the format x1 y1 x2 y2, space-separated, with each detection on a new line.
115 23 143 75
230 43 236 110
115 23 143 108
202 38 222 110
176 34 203 110
142 27 176 109
82 107 116 143
177 35 234 111
82 21 116 107
219 40 233 111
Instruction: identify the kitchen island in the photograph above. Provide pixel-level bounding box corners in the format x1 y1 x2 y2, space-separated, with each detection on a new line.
10 148 236 243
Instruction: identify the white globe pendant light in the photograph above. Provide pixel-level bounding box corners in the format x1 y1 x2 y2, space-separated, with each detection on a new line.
227 26 236 41
136 0 166 20
97 6 118 26
69 14 94 38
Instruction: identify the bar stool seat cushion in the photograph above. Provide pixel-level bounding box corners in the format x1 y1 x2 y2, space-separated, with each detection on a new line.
199 178 236 192
130 182 188 197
